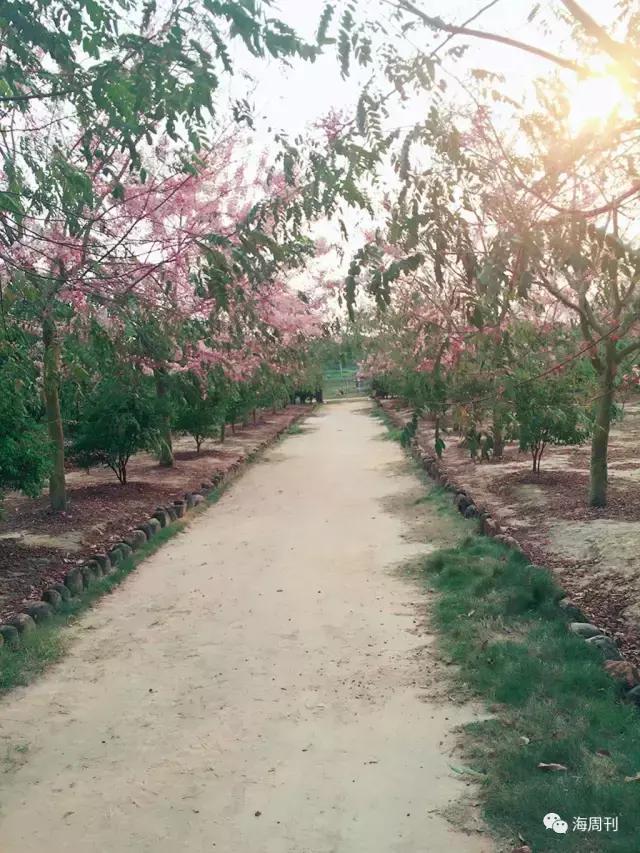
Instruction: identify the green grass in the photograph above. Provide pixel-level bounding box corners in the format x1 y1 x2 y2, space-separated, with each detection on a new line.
371 404 414 444
382 425 404 442
0 523 185 692
413 487 454 514
0 416 302 694
323 365 368 399
371 403 640 849
423 536 640 851
0 476 236 692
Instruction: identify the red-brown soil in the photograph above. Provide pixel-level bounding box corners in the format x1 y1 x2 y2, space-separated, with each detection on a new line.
379 397 640 666
0 407 310 621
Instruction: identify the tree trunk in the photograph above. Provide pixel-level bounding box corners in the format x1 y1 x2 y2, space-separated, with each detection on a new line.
492 404 505 459
155 371 174 467
220 423 226 443
590 349 616 507
531 443 545 474
43 315 67 511
434 415 442 458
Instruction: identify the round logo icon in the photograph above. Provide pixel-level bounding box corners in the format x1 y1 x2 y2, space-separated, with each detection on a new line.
543 813 568 834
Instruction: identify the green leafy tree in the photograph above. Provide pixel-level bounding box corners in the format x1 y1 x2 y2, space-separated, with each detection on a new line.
0 336 50 501
505 366 593 473
226 381 258 429
173 371 230 452
72 375 160 484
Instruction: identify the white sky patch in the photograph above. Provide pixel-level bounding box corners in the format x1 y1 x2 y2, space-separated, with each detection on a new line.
222 1 628 302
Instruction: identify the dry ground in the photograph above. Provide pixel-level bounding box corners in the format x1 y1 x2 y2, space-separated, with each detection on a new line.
380 397 640 663
0 401 491 853
0 407 309 621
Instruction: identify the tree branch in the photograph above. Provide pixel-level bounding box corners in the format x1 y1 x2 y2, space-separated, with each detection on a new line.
393 0 588 73
542 182 640 223
559 0 639 75
615 338 640 363
0 89 71 103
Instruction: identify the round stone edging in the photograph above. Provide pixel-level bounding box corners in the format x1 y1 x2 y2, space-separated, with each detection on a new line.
0 409 311 653
375 398 640 703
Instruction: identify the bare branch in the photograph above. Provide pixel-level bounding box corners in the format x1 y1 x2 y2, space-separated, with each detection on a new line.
559 0 639 75
392 0 588 74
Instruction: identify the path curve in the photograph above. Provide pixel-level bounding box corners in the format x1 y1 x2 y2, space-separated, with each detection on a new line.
0 402 491 853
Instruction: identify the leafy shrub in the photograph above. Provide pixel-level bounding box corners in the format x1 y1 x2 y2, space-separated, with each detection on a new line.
72 376 160 483
173 372 229 452
505 365 593 472
0 338 50 502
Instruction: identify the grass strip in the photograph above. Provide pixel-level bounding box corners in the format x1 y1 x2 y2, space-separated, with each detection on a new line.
372 401 639 850
423 521 640 851
0 412 307 694
0 522 185 692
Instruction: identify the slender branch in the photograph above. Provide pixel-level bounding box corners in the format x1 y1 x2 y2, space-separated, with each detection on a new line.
559 0 639 74
391 0 588 73
543 181 640 222
536 275 583 318
615 338 640 362
0 89 72 103
428 0 501 59
578 308 605 373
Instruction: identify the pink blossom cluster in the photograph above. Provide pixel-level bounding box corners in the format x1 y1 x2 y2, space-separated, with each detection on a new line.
1 133 323 386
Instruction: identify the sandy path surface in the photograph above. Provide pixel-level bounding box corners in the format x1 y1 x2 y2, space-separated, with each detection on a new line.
0 402 491 853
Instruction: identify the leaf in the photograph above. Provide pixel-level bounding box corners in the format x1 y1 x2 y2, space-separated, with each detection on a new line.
537 762 567 772
604 659 640 687
517 269 533 298
527 3 541 22
316 2 335 45
337 9 354 77
0 191 24 218
449 764 486 777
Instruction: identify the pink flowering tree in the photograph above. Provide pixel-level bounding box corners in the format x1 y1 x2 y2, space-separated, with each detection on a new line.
2 121 327 506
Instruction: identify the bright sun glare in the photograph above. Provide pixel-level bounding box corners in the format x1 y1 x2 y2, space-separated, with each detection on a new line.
567 65 632 134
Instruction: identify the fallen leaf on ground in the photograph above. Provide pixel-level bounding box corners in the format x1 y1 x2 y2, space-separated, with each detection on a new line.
449 764 486 777
604 660 640 687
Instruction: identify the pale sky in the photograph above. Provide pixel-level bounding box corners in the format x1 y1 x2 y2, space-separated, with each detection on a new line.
225 1 625 299
238 0 620 139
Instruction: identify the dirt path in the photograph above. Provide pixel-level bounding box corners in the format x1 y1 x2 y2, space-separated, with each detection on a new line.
0 402 491 853
0 407 309 621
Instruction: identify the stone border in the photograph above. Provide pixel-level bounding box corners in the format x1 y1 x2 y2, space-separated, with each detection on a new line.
0 408 312 652
376 399 640 702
